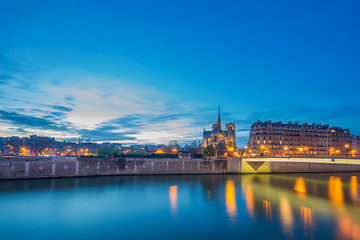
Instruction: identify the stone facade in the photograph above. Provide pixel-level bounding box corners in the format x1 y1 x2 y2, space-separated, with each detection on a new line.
247 120 360 158
0 157 228 179
202 107 236 156
2 157 360 179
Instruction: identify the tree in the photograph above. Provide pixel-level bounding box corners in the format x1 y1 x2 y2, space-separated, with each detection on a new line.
5 137 24 156
216 141 227 158
168 140 179 148
25 136 52 156
189 141 199 154
203 145 217 160
190 141 198 149
97 147 120 157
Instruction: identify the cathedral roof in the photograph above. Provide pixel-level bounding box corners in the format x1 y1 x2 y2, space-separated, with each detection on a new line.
203 129 234 137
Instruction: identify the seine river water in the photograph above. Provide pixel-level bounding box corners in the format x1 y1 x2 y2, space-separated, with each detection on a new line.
0 172 360 240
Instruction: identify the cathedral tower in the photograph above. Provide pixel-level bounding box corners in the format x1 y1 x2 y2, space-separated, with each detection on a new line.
202 106 237 157
218 105 221 131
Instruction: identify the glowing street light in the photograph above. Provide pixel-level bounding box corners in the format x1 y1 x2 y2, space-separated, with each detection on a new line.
344 144 350 158
21 147 27 156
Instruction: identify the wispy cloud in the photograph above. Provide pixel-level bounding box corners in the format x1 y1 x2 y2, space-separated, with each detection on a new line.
0 110 71 132
1 52 360 145
0 63 211 143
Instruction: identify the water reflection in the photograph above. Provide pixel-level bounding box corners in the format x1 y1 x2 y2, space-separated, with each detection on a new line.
241 173 360 239
294 177 307 198
207 190 211 200
326 176 360 239
279 195 293 233
328 176 344 206
225 180 237 221
169 185 178 214
336 215 360 239
300 206 315 238
350 176 358 204
245 185 255 219
1 173 360 240
262 200 272 222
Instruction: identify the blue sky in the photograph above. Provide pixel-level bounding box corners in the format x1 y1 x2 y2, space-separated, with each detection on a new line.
0 0 360 146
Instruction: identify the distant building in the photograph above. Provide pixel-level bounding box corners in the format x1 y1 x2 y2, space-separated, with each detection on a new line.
203 106 236 156
247 120 360 158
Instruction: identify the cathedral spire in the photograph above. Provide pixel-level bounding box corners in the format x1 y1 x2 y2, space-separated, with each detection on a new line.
218 105 221 130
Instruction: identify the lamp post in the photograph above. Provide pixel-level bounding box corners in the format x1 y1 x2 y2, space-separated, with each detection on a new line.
329 148 334 158
297 147 304 157
345 144 349 158
284 146 288 157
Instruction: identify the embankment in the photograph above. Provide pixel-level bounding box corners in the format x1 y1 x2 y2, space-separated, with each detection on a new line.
1 157 360 179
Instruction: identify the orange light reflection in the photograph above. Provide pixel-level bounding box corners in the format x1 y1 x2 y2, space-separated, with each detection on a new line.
300 206 315 238
262 200 272 222
245 185 255 219
336 216 360 239
169 185 178 214
225 180 237 220
294 177 307 198
350 176 358 204
328 176 344 206
279 195 294 233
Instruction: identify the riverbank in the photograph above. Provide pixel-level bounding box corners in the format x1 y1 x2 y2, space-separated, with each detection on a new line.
0 157 227 179
1 157 360 179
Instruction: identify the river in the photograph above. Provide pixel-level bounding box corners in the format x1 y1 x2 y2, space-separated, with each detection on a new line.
0 173 359 239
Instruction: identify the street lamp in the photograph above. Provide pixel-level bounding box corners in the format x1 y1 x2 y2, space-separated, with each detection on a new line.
345 144 349 158
350 150 356 157
21 147 26 156
283 146 288 157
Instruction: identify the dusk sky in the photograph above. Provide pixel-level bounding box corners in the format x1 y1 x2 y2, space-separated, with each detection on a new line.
0 0 360 146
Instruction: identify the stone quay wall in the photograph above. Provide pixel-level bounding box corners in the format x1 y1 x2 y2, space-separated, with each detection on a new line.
2 157 360 180
0 157 227 179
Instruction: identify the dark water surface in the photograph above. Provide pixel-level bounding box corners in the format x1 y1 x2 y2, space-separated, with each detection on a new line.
0 173 360 240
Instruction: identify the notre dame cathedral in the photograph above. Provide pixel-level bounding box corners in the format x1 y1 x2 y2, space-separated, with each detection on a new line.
202 106 236 156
